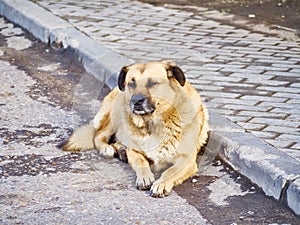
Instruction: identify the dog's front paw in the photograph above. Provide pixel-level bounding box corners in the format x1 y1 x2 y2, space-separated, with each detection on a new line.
136 172 155 190
150 180 173 198
99 145 116 158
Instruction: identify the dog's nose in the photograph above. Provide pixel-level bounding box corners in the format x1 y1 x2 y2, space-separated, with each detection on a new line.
130 94 155 115
131 94 146 106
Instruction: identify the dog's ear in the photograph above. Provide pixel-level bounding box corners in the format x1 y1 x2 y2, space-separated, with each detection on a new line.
118 66 128 91
166 64 186 86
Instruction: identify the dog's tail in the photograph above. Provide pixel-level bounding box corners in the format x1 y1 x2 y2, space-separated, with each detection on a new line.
60 121 96 152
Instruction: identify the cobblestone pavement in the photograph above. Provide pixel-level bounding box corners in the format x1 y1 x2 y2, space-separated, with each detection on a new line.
33 0 300 163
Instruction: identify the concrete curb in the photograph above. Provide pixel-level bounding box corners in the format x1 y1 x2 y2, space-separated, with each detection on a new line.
1 0 299 215
208 114 300 215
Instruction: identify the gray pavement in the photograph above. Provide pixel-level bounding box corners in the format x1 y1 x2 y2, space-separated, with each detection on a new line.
0 0 299 216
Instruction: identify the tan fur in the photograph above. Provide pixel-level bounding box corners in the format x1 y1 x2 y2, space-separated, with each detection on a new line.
62 61 209 197
61 121 96 152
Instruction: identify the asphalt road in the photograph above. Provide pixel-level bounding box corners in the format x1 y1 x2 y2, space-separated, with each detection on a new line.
0 18 299 224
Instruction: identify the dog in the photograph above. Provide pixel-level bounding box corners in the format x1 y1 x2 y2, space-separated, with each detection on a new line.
61 61 209 197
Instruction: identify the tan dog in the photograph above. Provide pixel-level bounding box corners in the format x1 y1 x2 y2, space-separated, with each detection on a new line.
62 61 209 197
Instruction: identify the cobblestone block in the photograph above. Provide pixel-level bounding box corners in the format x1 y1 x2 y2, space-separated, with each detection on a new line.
225 104 272 112
272 64 300 70
289 47 300 52
239 31 266 39
199 63 224 71
225 115 252 123
263 125 299 135
290 83 300 88
266 139 294 149
245 54 287 61
214 82 256 89
193 84 221 92
272 92 300 99
227 88 272 96
213 108 236 116
276 134 300 142
255 58 296 64
248 65 291 72
258 38 282 45
222 47 263 54
237 110 287 119
290 68 300 73
200 75 244 83
258 101 299 109
211 98 258 106
249 44 288 50
274 52 300 58
236 122 266 131
217 52 247 59
184 18 206 25
201 91 241 99
219 67 255 73
236 39 264 45
197 19 220 27
291 143 300 150
287 114 300 123
246 77 277 84
250 118 299 128
249 130 278 139
230 72 273 81
287 98 300 104
257 85 299 93
240 95 288 103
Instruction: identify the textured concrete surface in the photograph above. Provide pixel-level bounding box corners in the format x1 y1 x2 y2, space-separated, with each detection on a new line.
0 0 299 215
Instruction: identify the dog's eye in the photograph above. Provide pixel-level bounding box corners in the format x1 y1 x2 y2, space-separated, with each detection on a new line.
146 80 159 88
128 78 136 89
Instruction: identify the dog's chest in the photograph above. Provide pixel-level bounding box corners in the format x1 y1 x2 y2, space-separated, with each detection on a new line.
117 114 182 164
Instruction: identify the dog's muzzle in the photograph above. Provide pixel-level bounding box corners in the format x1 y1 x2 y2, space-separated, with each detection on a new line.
130 94 155 115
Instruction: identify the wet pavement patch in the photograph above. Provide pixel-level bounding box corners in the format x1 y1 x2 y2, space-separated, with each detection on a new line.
175 160 300 224
0 152 103 178
0 124 64 147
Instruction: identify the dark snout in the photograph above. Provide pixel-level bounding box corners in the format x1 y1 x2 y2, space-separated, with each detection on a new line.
130 94 155 115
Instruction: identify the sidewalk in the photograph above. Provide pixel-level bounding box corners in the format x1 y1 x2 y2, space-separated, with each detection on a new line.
0 0 299 214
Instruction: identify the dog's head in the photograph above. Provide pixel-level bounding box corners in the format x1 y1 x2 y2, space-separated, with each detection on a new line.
118 61 186 115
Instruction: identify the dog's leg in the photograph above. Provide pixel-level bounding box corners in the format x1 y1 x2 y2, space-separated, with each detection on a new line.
127 149 155 190
94 123 117 158
93 89 121 158
94 125 128 161
150 151 198 197
150 118 202 197
111 142 128 163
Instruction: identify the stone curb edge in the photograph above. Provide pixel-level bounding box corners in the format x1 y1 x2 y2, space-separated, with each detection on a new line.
0 0 299 215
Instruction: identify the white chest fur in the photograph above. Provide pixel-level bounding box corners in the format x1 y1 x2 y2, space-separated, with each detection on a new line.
116 112 182 165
